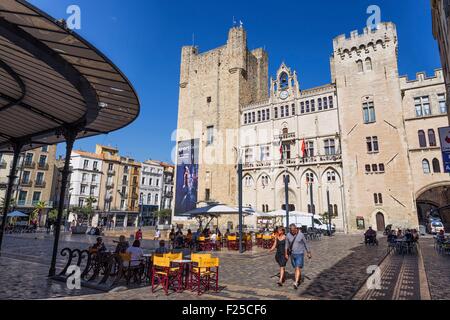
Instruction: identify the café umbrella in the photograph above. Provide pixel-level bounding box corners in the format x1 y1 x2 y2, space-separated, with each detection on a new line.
7 211 28 218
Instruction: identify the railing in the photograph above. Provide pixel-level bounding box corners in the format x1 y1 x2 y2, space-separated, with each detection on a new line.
243 154 342 169
16 200 54 207
23 161 35 169
35 181 46 188
106 182 114 189
20 180 32 187
37 163 49 170
275 132 296 140
107 170 115 176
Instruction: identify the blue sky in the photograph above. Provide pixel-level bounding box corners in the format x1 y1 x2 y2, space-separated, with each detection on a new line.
30 0 440 163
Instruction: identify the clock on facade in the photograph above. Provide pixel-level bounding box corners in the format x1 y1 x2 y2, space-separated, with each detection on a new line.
279 90 289 100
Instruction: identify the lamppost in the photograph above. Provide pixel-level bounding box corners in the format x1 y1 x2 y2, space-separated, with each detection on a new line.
326 186 332 237
309 180 315 230
284 166 290 229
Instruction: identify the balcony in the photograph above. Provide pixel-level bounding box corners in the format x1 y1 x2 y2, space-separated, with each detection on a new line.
34 180 46 188
20 179 32 187
107 170 116 176
164 192 174 199
131 193 139 200
37 162 49 170
243 154 342 169
23 161 35 169
106 182 115 189
275 132 296 141
16 200 54 208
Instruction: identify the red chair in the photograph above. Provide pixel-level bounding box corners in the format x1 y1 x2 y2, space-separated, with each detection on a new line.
190 257 220 296
151 256 182 295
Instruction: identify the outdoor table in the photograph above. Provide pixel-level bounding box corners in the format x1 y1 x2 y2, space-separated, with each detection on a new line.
172 259 192 291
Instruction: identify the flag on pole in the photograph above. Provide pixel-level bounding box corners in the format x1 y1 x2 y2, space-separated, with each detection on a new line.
301 139 307 158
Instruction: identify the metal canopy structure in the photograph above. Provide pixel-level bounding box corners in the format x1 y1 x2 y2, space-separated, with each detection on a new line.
0 0 140 152
0 0 140 276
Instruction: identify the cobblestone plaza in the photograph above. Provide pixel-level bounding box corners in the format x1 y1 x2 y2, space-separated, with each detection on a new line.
0 233 448 300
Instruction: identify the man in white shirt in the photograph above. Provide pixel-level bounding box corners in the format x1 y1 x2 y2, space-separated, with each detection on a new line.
125 240 144 267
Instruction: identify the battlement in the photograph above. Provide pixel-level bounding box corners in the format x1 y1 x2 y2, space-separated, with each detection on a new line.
332 22 397 58
399 69 445 90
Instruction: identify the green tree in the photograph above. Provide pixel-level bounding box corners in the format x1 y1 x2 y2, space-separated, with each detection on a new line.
0 197 16 214
31 201 46 222
155 209 172 224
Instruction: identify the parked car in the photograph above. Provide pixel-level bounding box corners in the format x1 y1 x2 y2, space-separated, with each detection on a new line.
427 220 445 234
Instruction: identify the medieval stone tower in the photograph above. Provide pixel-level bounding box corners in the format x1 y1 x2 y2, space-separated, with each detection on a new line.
331 22 418 231
175 26 268 213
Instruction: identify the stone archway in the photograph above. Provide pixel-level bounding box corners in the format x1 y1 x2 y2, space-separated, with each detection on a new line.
375 212 385 232
416 184 450 230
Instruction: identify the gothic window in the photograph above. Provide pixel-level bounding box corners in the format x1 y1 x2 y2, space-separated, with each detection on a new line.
357 60 363 73
311 100 316 112
366 136 379 153
363 101 376 123
432 158 441 173
324 139 336 155
274 107 278 119
280 106 285 117
300 102 305 114
318 98 323 111
262 109 266 121
285 105 289 117
306 172 314 183
244 113 248 124
422 159 431 174
374 193 383 205
280 72 289 90
266 109 270 120
323 97 328 110
306 101 310 113
418 130 427 148
365 58 373 71
329 96 334 108
415 96 431 117
379 164 385 172
428 129 437 147
257 110 261 122
252 112 256 123
261 175 270 187
292 104 296 115
438 94 447 114
333 204 338 216
327 171 336 182
306 141 314 157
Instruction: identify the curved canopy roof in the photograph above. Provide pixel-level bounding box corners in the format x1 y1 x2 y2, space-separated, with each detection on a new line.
0 0 140 152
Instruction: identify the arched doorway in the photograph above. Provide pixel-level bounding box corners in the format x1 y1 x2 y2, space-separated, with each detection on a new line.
376 212 385 232
416 185 450 231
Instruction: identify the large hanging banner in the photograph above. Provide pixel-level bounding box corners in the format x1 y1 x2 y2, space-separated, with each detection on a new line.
175 139 199 215
439 127 450 173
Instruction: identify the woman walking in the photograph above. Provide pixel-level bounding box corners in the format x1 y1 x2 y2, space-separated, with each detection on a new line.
270 227 287 286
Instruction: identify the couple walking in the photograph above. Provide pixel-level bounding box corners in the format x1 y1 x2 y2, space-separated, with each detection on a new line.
270 224 312 289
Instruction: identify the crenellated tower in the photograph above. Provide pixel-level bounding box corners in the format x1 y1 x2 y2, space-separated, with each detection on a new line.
175 26 268 215
331 22 418 231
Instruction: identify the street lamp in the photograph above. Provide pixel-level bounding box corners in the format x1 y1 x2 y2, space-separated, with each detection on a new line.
284 166 289 229
326 186 332 237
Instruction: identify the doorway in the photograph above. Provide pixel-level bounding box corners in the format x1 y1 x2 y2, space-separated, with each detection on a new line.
376 212 385 232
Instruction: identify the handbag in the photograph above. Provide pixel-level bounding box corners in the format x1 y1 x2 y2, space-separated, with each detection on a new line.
287 233 298 256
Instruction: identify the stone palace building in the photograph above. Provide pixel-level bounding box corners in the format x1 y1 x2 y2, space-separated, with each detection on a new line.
174 22 450 232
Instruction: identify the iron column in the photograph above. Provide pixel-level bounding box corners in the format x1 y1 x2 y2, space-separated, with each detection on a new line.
0 141 22 256
284 167 289 228
327 187 332 236
310 182 314 229
238 160 243 254
49 127 78 277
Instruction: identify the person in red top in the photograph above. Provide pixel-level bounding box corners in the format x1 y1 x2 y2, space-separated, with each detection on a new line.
135 228 143 241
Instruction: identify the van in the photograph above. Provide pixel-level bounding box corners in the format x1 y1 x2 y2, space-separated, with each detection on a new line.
282 214 336 235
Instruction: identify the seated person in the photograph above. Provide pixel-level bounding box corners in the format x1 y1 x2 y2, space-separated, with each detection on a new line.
412 229 420 242
404 229 413 242
155 240 169 254
91 237 107 253
387 230 397 243
114 235 129 254
125 240 144 267
397 229 403 239
364 227 378 244
437 230 446 243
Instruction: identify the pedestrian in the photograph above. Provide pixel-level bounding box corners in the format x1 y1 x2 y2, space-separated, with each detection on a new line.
114 235 129 254
135 228 143 241
285 224 312 290
270 226 287 286
154 228 161 241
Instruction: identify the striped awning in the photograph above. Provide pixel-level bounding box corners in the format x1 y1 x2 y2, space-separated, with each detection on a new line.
0 0 140 152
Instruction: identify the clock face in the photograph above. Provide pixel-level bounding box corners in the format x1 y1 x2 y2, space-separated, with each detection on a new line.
280 90 289 100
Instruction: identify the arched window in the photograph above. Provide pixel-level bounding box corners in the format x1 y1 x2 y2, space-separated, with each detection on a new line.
333 204 338 216
365 58 373 71
428 129 437 147
418 130 427 148
422 159 431 174
432 158 441 173
280 72 289 89
357 60 363 73
306 172 315 184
